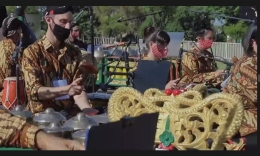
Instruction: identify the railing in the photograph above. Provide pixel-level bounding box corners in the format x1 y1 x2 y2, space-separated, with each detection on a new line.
93 37 244 59
182 41 244 59
94 37 116 45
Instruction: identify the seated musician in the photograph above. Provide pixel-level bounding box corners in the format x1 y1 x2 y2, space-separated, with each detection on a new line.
21 6 98 117
0 109 84 150
0 16 23 101
66 22 88 50
222 22 257 140
136 26 180 87
179 26 225 88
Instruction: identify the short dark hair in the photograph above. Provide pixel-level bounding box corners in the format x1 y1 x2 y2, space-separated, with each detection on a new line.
70 22 79 30
242 22 257 56
143 26 170 49
195 27 213 38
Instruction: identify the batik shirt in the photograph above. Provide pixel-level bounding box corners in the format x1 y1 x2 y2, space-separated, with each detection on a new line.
0 109 40 149
21 35 88 115
0 38 17 91
222 54 257 136
179 47 223 87
0 38 22 104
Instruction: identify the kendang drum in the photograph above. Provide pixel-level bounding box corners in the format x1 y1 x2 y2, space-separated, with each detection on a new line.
2 77 26 110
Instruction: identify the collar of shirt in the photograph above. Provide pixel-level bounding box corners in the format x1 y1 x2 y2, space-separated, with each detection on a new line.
41 35 67 56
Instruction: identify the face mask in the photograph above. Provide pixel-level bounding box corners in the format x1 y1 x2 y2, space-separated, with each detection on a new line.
198 39 213 50
51 23 70 42
151 44 168 59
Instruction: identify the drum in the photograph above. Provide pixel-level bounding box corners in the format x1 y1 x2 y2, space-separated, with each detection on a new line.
2 77 26 110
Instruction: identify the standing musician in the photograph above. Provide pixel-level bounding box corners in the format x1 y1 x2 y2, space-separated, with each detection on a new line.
0 16 23 102
21 6 98 117
222 22 257 139
66 22 88 50
179 26 225 88
135 26 180 87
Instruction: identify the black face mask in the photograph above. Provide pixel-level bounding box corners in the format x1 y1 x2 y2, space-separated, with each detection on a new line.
52 23 70 42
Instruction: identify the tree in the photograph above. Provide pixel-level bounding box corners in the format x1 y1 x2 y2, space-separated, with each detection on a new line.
164 6 215 40
6 6 39 14
208 6 250 42
223 20 248 42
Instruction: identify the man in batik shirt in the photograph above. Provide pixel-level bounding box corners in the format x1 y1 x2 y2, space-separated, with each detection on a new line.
21 6 98 116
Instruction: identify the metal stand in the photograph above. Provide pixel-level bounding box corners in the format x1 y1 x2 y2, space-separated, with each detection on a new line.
89 7 95 93
13 40 23 106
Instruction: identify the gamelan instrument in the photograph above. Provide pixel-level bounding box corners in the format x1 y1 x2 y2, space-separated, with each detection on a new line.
33 108 66 128
1 77 26 110
10 105 34 122
79 61 99 75
103 42 126 49
94 47 109 63
127 47 139 57
43 122 73 139
63 112 99 131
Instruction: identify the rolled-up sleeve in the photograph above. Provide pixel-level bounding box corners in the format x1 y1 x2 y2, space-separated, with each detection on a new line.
21 46 43 101
0 110 41 149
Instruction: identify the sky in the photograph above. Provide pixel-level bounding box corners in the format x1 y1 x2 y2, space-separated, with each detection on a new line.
213 18 226 27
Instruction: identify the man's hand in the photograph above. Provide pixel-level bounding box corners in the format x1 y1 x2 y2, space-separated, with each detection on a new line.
67 78 84 96
36 131 85 150
165 78 180 90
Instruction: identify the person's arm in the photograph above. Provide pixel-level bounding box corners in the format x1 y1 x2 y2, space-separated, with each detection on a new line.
222 56 257 105
180 53 216 84
72 52 92 110
0 110 41 149
74 91 91 110
0 39 16 89
22 46 69 101
0 110 85 150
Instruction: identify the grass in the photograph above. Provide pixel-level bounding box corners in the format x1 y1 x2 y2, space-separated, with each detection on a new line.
216 62 226 70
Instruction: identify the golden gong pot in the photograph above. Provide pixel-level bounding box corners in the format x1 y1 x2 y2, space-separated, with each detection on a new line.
63 113 99 131
43 122 73 139
72 130 88 145
10 105 34 122
33 108 66 128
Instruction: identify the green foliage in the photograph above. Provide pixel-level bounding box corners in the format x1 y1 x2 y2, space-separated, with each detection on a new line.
223 20 248 41
6 6 39 14
73 11 91 39
6 6 248 43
